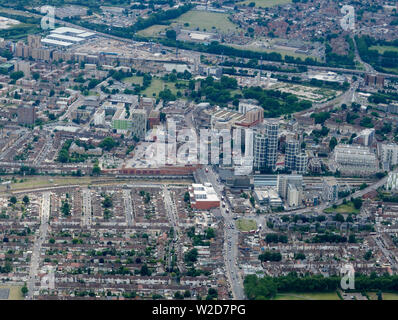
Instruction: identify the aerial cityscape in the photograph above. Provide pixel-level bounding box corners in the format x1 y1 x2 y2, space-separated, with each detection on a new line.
0 0 397 304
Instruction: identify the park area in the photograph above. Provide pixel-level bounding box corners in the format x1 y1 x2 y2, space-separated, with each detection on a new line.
236 219 257 232
324 201 360 215
0 285 23 300
273 292 340 300
369 45 398 54
123 76 188 98
138 10 241 37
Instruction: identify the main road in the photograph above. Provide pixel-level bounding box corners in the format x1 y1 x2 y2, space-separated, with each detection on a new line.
27 192 50 299
195 166 245 300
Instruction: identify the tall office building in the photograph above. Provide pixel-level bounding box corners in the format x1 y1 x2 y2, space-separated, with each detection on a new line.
295 153 308 174
253 132 267 170
285 139 299 171
265 121 279 170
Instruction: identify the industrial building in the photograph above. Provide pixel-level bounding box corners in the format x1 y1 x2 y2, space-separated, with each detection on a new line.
41 27 95 48
253 188 283 207
189 183 220 210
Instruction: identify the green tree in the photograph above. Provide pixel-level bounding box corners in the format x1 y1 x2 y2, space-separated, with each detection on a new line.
140 264 151 276
353 198 363 210
61 200 71 216
184 290 191 298
364 250 372 261
206 288 218 300
102 195 113 208
92 165 101 175
329 137 338 151
99 137 117 151
10 71 24 80
166 29 177 40
184 191 190 202
21 284 28 296
184 248 198 264
22 195 30 205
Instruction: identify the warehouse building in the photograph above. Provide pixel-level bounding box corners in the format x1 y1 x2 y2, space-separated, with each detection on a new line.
189 183 220 210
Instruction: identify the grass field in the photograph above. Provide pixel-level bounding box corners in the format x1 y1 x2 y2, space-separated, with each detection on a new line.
124 76 144 85
124 76 188 98
238 0 292 8
137 24 168 37
383 67 398 74
138 10 241 37
172 10 239 33
369 45 398 54
236 219 257 232
324 202 360 214
225 43 310 59
274 292 340 300
367 292 398 300
0 285 23 300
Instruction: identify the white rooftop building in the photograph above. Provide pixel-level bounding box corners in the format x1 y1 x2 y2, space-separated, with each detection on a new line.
386 172 398 191
333 144 378 175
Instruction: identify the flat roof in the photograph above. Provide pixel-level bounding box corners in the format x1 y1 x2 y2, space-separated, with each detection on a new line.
191 183 220 202
78 32 95 38
41 38 73 47
47 33 84 42
51 27 86 35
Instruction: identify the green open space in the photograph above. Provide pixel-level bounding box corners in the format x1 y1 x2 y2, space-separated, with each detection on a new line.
236 219 257 232
137 24 168 37
172 10 239 33
0 285 23 300
369 45 398 54
124 76 144 85
138 10 241 37
225 43 310 59
238 0 292 8
324 202 360 214
273 292 340 300
124 76 188 98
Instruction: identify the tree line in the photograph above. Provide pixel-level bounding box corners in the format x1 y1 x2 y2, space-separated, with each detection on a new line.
244 273 398 300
